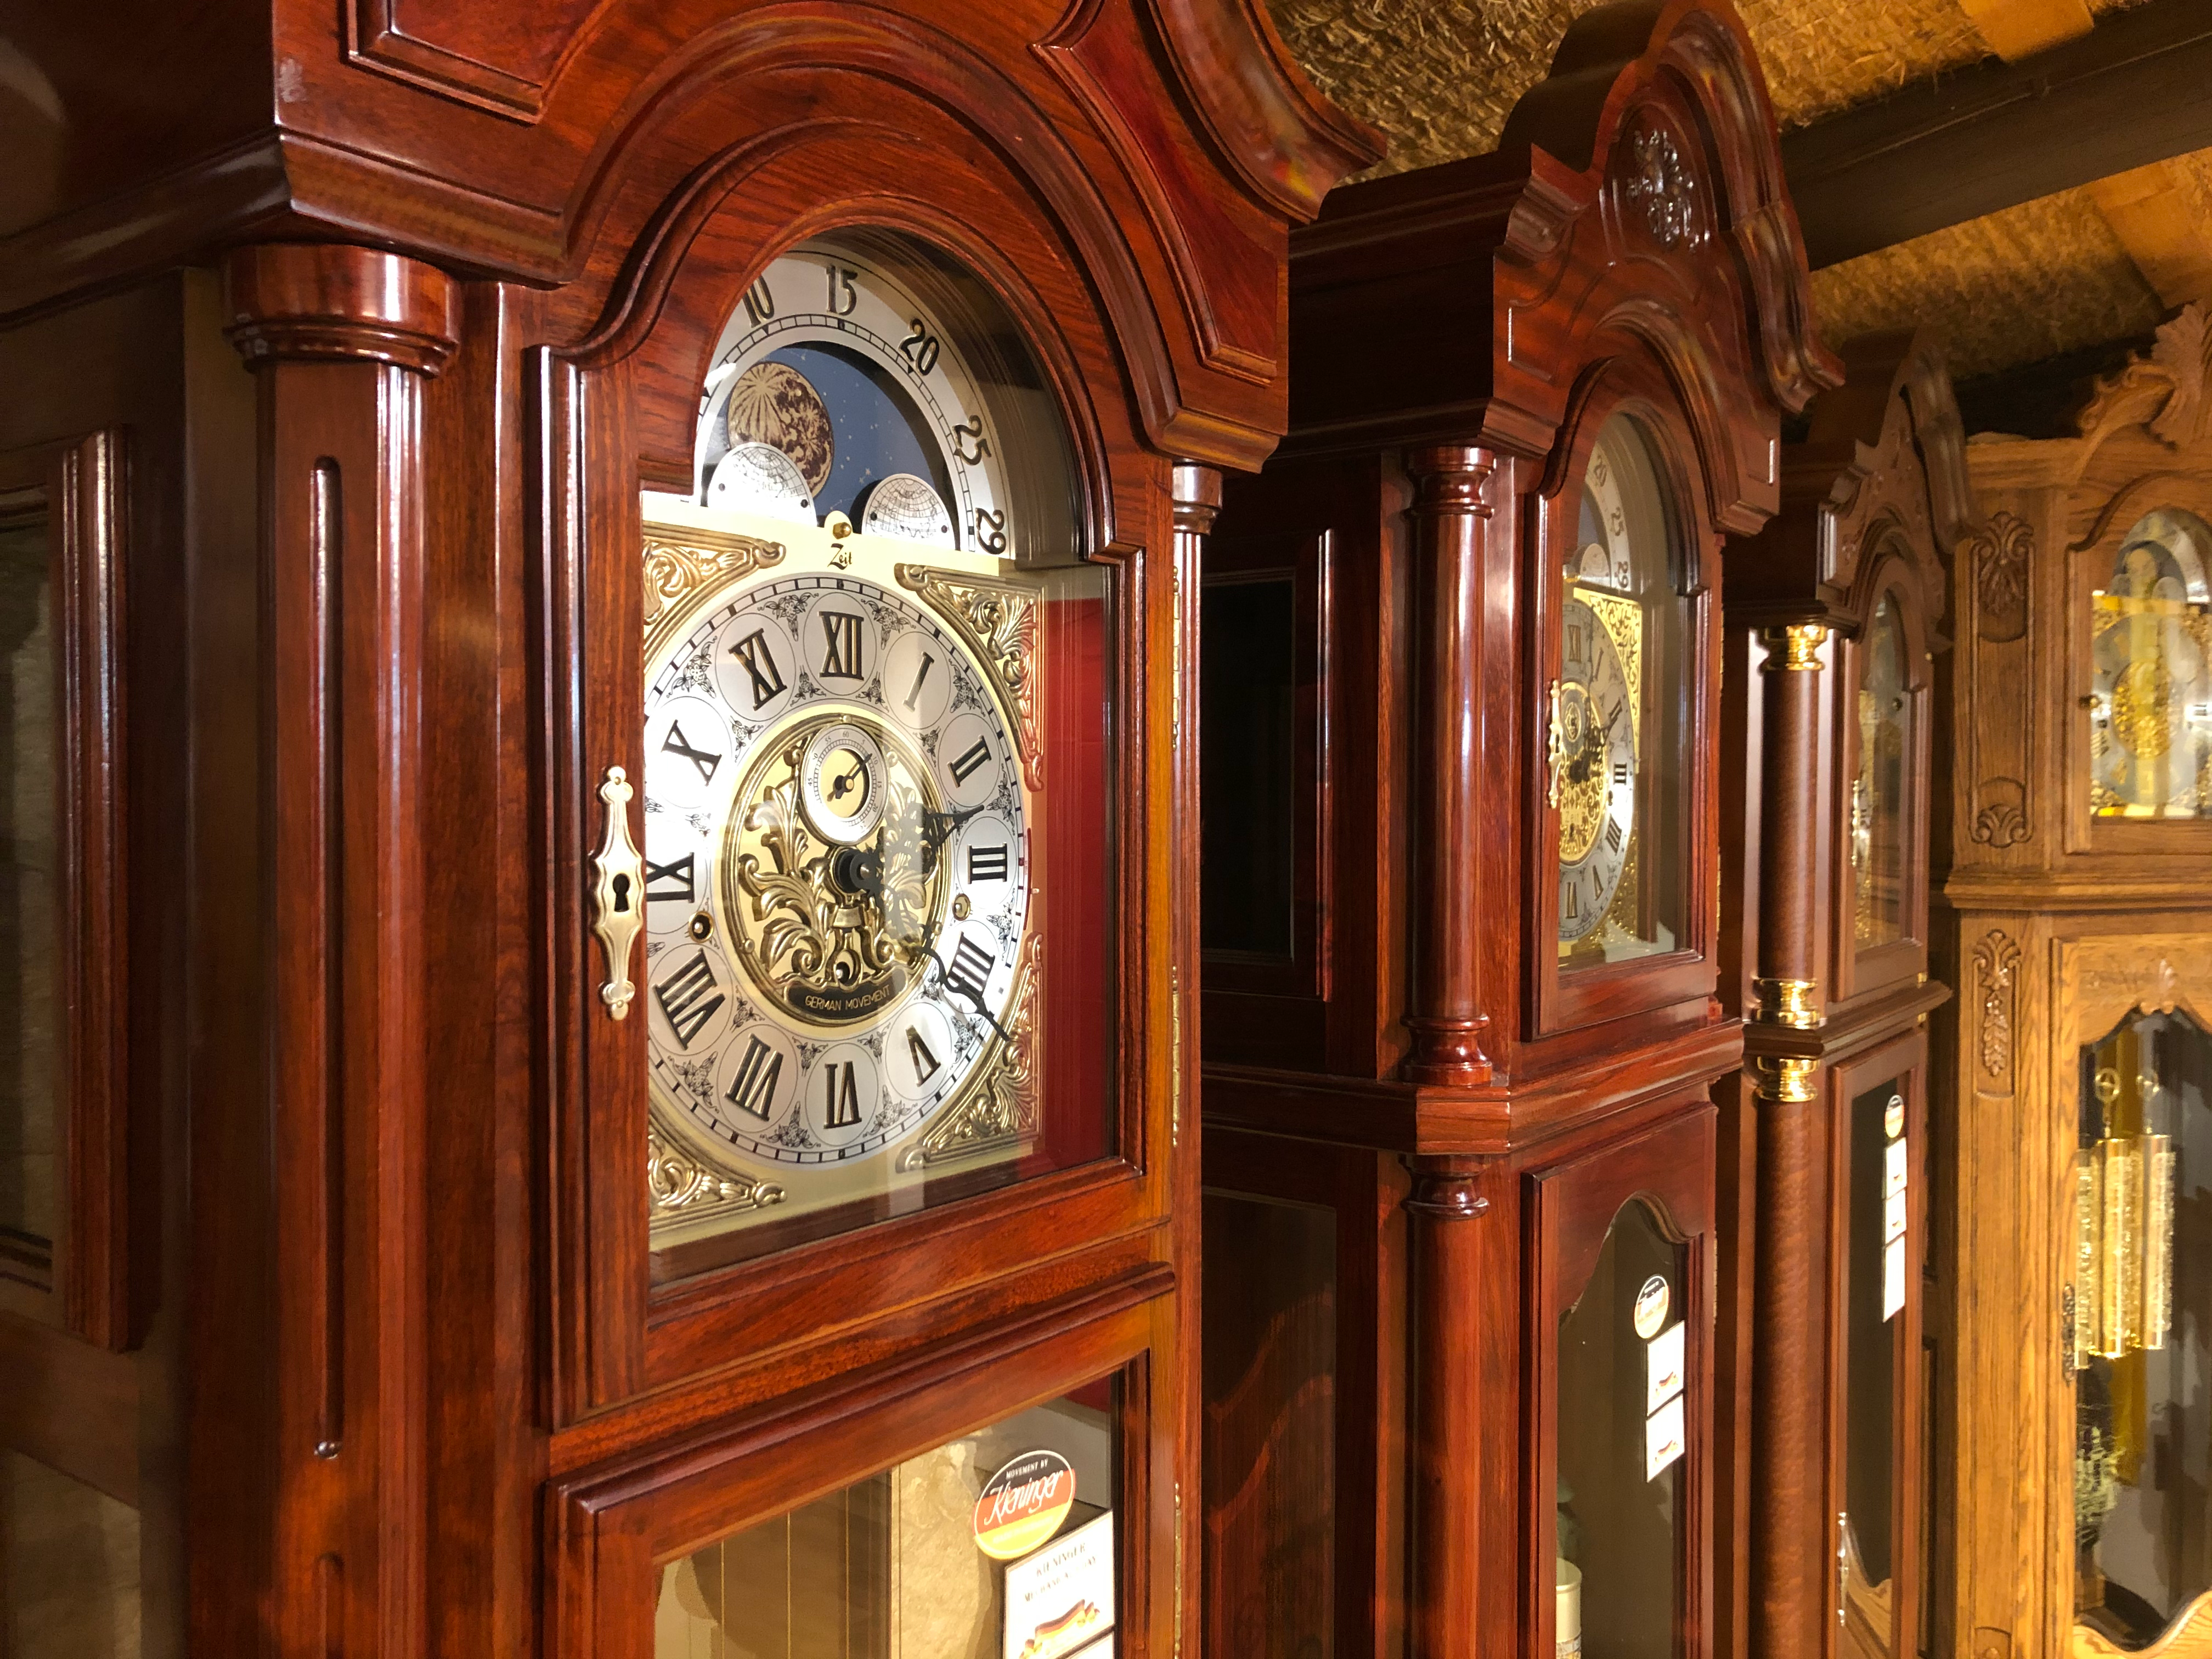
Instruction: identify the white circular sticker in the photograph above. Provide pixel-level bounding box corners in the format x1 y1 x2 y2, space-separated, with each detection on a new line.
1883 1093 1906 1141
1632 1274 1671 1340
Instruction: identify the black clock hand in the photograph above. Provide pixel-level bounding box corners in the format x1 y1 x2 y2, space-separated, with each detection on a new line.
921 944 1013 1044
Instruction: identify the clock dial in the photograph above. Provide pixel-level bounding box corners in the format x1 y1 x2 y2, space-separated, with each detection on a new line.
2088 509 2212 819
645 563 1030 1177
636 231 1097 1262
1554 414 1684 966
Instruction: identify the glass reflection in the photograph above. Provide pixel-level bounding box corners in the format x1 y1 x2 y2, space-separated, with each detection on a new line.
656 1387 1116 1659
1852 597 1909 951
1 1449 140 1659
1558 414 1686 970
2073 1007 2212 1649
0 498 55 1283
1841 1079 1905 1655
2087 509 2212 820
1555 1199 1684 1659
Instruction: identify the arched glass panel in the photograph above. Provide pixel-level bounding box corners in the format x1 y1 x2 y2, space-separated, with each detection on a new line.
1852 595 1910 951
1841 1077 1908 1651
2087 509 2212 820
1558 414 1689 969
1555 1198 1686 1658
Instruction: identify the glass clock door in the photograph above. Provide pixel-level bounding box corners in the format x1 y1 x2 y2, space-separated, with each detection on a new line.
1554 1198 1688 1659
655 1384 1119 1659
1553 413 1689 973
2072 1006 2212 1651
2087 509 2212 821
625 232 1115 1280
1851 597 1912 953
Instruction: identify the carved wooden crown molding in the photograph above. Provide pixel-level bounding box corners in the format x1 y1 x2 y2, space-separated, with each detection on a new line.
2076 303 2212 454
1494 0 1843 419
222 244 461 375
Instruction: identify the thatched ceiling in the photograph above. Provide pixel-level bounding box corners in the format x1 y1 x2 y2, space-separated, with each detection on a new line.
1267 0 2181 382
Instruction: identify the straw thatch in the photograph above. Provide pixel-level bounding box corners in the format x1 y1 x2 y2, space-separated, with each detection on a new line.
1269 0 2167 376
1810 187 2165 379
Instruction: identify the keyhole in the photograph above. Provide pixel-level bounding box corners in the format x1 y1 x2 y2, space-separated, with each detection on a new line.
612 873 632 913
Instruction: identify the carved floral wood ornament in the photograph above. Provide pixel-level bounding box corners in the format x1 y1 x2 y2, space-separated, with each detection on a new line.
1942 291 2212 1650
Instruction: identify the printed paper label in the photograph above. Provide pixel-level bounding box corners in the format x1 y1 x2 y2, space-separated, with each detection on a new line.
1645 1394 1686 1481
1004 1511 1115 1659
1884 1187 1907 1244
1885 1136 1908 1198
1883 1237 1907 1322
1632 1274 1671 1340
1645 1321 1686 1414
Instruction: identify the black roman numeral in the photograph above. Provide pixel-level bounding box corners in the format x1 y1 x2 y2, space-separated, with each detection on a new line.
1612 760 1630 786
729 628 786 709
820 611 864 679
906 1028 941 1086
653 951 725 1048
944 934 996 1007
645 854 695 905
1604 817 1624 853
821 1062 862 1130
949 737 991 786
661 720 720 785
1563 876 1582 919
967 844 1009 883
903 652 936 710
724 1036 783 1121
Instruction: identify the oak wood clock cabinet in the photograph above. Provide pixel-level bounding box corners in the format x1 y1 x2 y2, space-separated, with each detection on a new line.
0 4 1377 1657
1942 304 2212 1659
1194 4 1838 1656
1713 330 1968 1659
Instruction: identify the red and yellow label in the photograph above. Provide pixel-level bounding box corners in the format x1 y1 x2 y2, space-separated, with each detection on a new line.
973 1450 1076 1561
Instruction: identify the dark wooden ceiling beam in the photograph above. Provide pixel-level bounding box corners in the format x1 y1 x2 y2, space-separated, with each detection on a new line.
1782 0 2212 269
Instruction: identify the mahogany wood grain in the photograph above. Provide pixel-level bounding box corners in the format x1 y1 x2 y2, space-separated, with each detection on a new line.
1717 330 1966 1659
223 241 459 1659
1199 7 1832 1657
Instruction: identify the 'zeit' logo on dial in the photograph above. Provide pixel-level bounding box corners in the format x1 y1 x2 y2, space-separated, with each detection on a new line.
641 568 1030 1169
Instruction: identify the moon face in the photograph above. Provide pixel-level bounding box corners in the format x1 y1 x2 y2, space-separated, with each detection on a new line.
725 361 836 494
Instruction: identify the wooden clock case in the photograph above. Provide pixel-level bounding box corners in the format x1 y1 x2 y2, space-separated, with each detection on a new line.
0 4 1378 1656
1713 329 1968 1659
1941 305 2212 1659
1197 4 1837 1656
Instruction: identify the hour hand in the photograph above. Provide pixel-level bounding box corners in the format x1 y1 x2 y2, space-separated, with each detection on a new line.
919 801 987 854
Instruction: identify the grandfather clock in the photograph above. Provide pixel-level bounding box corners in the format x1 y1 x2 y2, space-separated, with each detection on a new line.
0 5 1377 1657
1713 330 1967 1659
1197 3 1837 1656
1943 304 2212 1659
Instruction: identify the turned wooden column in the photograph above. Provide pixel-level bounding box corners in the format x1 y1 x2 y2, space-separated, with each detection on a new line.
1405 1159 1492 1659
1402 445 1498 1086
1169 458 1219 1659
224 243 458 1659
1746 619 1830 1655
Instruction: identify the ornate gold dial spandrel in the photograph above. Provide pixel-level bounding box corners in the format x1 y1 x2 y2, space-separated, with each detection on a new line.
644 525 786 638
896 564 1042 788
648 1121 786 1219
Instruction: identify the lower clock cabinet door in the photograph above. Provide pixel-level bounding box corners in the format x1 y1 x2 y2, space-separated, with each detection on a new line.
1534 1107 1714 1659
654 1383 1121 1659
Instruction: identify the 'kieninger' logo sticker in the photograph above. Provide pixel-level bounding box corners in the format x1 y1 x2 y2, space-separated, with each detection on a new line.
973 1449 1076 1561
